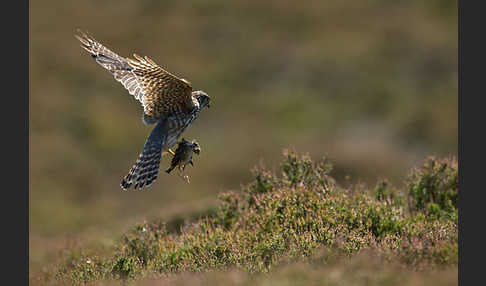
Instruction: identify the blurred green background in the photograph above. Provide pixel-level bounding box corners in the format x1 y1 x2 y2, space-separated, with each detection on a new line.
29 0 457 275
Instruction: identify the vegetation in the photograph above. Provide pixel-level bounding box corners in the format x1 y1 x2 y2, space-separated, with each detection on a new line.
33 151 457 285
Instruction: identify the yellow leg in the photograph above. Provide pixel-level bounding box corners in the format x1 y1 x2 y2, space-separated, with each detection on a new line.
163 149 176 157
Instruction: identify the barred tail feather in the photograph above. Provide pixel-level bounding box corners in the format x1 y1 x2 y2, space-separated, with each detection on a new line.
120 145 162 190
120 121 167 190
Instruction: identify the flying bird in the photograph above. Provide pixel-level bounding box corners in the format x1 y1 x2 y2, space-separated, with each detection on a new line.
75 29 211 190
166 138 201 183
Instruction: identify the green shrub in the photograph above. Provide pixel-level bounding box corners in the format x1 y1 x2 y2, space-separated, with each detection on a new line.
111 256 142 280
407 156 458 219
54 151 458 284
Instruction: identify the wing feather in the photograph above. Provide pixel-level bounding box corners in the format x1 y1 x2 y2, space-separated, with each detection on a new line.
75 29 193 121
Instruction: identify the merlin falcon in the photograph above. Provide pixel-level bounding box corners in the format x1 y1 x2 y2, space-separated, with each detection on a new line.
75 29 211 191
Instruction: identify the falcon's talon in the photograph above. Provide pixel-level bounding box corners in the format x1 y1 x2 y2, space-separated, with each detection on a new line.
75 29 210 191
180 174 190 184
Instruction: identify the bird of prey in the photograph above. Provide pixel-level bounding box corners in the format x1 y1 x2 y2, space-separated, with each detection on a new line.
75 29 211 190
166 138 201 183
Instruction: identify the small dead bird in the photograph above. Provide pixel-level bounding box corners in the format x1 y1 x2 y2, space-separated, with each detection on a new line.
166 138 201 183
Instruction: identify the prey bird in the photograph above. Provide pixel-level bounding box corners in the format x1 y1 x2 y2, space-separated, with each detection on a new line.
75 29 211 190
166 138 201 183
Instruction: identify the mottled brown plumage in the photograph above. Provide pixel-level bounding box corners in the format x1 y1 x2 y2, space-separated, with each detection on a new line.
75 29 196 123
166 138 200 183
75 29 210 190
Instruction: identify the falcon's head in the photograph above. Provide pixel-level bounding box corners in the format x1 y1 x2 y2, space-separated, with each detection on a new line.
193 90 211 109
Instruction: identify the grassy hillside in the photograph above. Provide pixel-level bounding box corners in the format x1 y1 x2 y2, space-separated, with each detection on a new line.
31 152 458 285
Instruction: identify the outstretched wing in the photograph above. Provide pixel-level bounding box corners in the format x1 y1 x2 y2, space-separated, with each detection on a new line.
75 29 193 121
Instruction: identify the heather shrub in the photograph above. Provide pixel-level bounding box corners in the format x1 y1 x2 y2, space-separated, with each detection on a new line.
280 150 335 190
55 151 458 284
407 156 458 219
